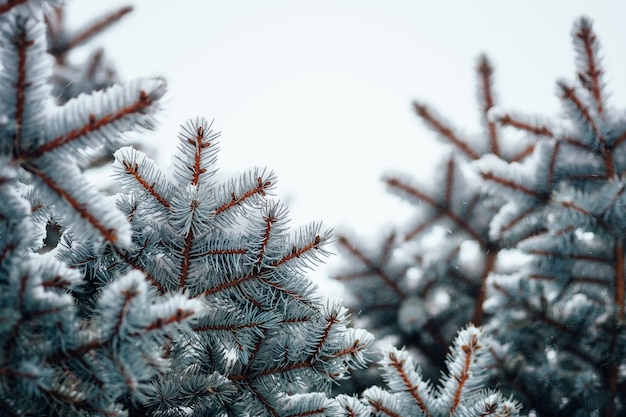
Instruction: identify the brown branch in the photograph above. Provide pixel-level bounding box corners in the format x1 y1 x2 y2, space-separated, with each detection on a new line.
499 205 537 234
561 134 593 151
528 250 609 263
529 274 609 288
194 247 247 258
272 235 321 267
246 383 280 417
13 24 33 157
603 185 626 225
449 333 480 415
330 338 368 360
387 350 432 417
574 21 604 114
413 102 480 160
204 271 257 296
257 275 309 303
113 247 165 294
0 0 28 15
47 339 104 363
67 6 133 52
498 114 554 138
481 171 544 200
113 288 137 337
230 360 313 381
368 400 403 417
246 333 266 368
613 130 626 149
255 214 275 269
477 55 499 156
187 123 210 186
471 247 498 325
406 212 443 241
178 227 194 289
141 308 195 332
85 49 104 80
0 243 16 269
444 158 455 207
194 320 267 333
336 235 406 299
559 83 613 177
203 266 308 302
287 407 328 417
32 89 155 157
29 167 118 243
614 241 624 321
387 177 486 244
120 159 170 209
380 231 396 263
312 309 340 357
509 143 536 163
214 176 271 215
561 199 592 217
340 404 359 417
202 236 319 299
546 140 560 191
2 274 28 365
40 275 73 289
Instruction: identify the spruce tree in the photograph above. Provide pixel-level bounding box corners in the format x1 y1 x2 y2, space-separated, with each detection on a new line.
0 2 372 416
335 15 625 417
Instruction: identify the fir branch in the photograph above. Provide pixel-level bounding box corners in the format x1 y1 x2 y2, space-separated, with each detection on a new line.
174 117 220 187
477 54 499 156
32 81 163 157
413 102 479 160
28 163 122 243
64 6 133 54
214 174 274 216
112 246 166 294
13 18 31 155
385 173 485 244
558 81 613 177
384 349 432 417
471 248 497 325
498 113 554 139
119 158 171 209
336 234 406 299
573 17 604 115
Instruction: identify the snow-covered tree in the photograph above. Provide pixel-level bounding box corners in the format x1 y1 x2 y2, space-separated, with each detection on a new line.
0 2 371 416
335 16 625 417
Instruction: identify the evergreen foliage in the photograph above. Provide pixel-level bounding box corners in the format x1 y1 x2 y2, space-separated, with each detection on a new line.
0 2 371 416
4 1 620 416
335 16 625 417
335 325 520 417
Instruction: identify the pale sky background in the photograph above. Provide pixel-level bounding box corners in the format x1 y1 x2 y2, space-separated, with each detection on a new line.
67 1 626 290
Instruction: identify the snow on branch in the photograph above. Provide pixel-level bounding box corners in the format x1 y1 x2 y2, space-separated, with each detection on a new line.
361 326 520 417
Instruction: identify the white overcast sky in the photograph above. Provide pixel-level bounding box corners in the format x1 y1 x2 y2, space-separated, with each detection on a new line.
67 1 626 285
